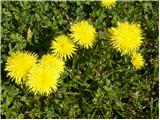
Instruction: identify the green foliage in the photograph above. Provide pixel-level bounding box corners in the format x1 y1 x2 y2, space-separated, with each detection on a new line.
1 1 158 119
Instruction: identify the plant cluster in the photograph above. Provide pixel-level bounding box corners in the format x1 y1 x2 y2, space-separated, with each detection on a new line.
5 0 145 96
5 19 97 95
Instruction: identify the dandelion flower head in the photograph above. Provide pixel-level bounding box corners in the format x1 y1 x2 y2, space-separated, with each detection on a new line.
70 20 97 49
51 35 76 60
109 22 143 55
101 0 116 8
5 51 37 84
26 63 59 95
131 53 144 69
40 54 65 73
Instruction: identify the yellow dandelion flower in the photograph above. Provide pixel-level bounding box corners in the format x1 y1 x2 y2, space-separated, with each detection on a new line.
51 35 76 60
5 51 37 84
26 64 59 95
131 53 144 69
70 20 97 49
40 54 65 74
101 0 116 8
109 22 143 55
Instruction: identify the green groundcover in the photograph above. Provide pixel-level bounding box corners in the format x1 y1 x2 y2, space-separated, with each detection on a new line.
1 1 159 119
